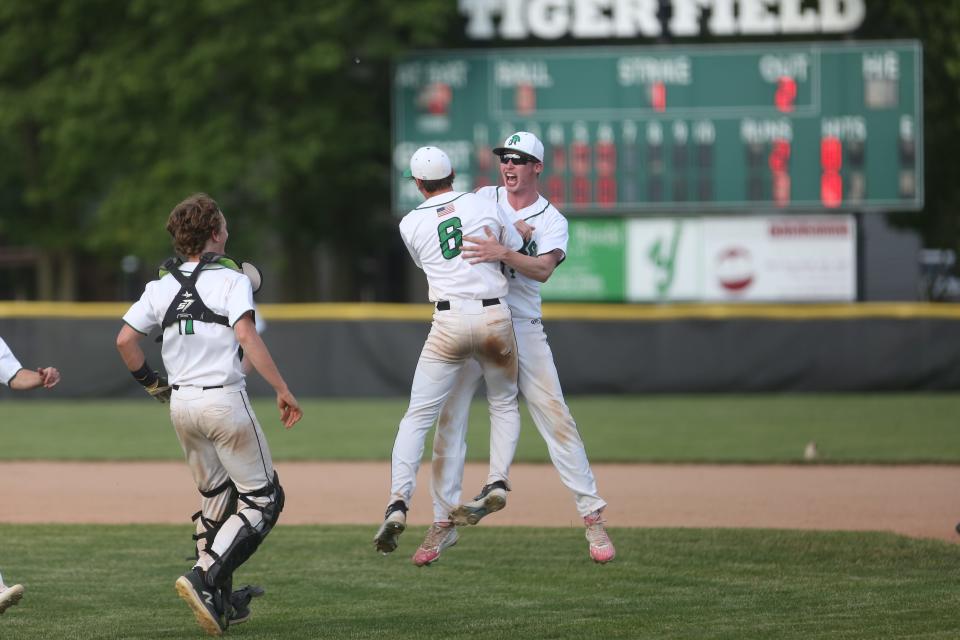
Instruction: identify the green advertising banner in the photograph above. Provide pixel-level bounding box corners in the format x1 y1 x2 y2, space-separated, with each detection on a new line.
541 218 626 301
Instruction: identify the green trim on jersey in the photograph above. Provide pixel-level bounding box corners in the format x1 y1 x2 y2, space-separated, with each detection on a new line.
413 192 469 211
492 186 551 222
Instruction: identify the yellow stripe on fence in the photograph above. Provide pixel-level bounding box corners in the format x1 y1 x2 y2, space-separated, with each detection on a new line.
3 301 960 321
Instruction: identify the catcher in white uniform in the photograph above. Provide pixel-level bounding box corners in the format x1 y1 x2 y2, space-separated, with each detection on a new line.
0 337 59 615
116 193 302 636
433 132 616 564
373 146 524 566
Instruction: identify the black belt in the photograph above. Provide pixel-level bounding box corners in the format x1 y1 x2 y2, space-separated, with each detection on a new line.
436 298 499 311
171 384 223 391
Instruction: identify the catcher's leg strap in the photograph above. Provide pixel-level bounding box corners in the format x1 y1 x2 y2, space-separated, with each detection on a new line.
200 478 236 499
237 471 284 529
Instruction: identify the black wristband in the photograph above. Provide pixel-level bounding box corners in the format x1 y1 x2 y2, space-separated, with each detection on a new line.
131 362 158 387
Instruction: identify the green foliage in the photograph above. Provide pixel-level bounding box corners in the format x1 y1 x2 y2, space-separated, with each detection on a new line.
862 3 960 249
0 0 458 297
1 524 959 639
3 393 960 462
3 2 960 297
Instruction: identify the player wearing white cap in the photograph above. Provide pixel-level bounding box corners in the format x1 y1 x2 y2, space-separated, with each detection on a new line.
432 132 616 564
116 193 301 635
373 146 524 566
0 337 59 615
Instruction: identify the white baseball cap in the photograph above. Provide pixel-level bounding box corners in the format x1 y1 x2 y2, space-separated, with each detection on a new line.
406 146 453 180
493 131 544 163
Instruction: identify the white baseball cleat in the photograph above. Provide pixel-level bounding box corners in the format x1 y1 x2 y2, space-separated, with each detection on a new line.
374 501 408 554
0 584 25 614
449 481 507 526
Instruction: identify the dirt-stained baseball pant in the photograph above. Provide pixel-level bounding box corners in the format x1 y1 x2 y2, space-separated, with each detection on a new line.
170 383 277 575
388 300 520 511
432 318 607 521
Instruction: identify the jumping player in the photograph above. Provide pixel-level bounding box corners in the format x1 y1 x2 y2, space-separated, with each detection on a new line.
435 132 616 563
0 336 59 614
116 193 301 636
373 146 524 566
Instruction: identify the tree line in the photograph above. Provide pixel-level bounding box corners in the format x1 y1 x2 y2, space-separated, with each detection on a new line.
0 0 955 301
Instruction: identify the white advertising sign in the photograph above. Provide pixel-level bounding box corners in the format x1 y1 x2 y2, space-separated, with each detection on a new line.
626 215 856 301
702 215 856 301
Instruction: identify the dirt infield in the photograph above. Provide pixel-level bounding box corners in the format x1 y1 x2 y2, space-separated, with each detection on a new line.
3 461 959 542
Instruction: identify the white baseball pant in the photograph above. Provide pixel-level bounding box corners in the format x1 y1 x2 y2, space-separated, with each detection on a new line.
432 318 607 521
388 300 520 513
170 383 276 571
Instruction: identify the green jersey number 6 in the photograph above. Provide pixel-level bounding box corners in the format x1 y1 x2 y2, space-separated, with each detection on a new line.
437 217 463 260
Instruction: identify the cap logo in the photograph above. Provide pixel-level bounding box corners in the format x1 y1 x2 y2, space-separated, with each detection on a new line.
509 134 521 145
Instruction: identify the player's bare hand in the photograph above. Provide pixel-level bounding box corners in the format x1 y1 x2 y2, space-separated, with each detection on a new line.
462 226 508 264
514 219 535 242
277 390 302 429
38 367 60 389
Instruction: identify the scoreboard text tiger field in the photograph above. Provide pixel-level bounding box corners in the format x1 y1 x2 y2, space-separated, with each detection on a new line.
392 41 922 215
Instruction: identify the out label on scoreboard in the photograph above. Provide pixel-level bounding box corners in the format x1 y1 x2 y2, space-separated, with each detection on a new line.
393 41 923 215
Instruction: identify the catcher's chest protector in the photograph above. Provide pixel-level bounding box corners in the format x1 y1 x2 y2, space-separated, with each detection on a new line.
161 254 230 333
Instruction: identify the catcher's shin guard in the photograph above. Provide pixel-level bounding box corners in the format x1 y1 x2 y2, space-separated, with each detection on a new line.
190 479 239 562
205 472 284 588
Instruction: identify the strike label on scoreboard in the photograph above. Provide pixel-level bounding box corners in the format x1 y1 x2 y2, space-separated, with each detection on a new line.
392 41 922 214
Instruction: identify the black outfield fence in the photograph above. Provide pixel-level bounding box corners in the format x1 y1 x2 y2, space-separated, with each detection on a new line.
1 302 959 398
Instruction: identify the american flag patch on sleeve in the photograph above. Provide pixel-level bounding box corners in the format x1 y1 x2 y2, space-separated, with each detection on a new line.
436 203 456 216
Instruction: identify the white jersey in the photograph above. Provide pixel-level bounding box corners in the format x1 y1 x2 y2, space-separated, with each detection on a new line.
476 186 568 319
400 190 523 302
0 337 23 386
122 263 255 388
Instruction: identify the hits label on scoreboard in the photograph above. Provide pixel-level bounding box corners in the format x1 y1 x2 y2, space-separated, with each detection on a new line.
392 41 922 214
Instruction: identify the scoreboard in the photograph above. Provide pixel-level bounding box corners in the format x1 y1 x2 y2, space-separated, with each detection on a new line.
392 41 922 215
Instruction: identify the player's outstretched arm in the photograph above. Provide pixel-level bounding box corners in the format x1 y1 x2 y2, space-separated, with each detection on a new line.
462 226 562 283
9 366 60 390
234 313 302 429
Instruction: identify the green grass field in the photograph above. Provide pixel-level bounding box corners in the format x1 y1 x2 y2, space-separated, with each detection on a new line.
3 393 960 638
2 393 960 462
1 524 958 639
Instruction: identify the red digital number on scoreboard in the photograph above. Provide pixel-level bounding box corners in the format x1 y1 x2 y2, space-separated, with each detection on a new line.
775 76 797 114
572 176 591 204
820 136 843 208
547 175 565 205
651 81 666 112
768 138 791 207
596 177 617 207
